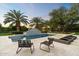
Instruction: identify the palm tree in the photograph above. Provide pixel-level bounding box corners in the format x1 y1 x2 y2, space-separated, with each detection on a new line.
31 17 44 29
31 17 43 24
4 10 28 32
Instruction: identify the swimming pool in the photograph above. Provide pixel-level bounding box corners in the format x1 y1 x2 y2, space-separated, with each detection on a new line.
9 33 48 42
25 33 48 39
9 28 52 42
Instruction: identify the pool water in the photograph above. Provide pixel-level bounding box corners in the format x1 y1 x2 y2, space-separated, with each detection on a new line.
25 33 48 39
9 33 48 42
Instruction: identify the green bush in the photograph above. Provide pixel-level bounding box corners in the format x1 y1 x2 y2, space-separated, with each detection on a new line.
11 31 23 34
0 26 28 34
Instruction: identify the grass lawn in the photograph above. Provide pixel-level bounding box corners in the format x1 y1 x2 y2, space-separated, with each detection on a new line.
0 33 13 36
74 32 79 35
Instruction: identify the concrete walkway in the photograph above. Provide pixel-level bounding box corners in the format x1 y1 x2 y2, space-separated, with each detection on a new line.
0 35 79 56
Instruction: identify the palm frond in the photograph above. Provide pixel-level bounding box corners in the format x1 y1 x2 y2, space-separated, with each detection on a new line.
4 10 28 26
20 18 29 25
4 12 16 19
9 21 16 27
4 18 15 24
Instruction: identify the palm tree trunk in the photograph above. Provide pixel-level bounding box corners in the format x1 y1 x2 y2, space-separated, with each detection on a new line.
16 21 20 32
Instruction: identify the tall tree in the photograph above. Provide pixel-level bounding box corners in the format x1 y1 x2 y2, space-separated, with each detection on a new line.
4 10 28 32
49 6 67 32
0 23 2 30
0 23 2 28
49 4 79 32
65 4 79 31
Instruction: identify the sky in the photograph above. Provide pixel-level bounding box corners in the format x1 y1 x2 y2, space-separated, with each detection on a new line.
0 3 72 27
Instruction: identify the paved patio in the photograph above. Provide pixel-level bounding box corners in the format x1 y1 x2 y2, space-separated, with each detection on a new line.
0 35 79 56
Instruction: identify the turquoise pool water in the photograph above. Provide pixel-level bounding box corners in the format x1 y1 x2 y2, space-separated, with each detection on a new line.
9 33 48 42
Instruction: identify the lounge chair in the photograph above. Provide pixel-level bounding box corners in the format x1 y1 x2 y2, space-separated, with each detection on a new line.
16 39 34 54
9 28 48 53
40 38 54 52
48 34 77 44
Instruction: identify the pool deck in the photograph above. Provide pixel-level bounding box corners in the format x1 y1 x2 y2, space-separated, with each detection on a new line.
0 35 79 56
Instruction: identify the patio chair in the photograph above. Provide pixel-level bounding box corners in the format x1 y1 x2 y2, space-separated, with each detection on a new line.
40 38 54 52
16 40 34 54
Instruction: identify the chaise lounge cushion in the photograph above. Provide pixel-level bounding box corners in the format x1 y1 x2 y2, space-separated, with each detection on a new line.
48 34 77 44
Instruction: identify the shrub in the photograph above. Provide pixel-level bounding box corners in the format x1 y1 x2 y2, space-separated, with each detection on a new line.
11 31 23 34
